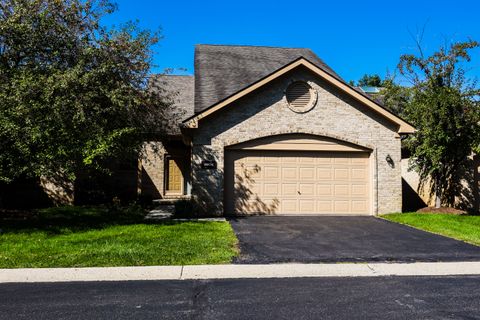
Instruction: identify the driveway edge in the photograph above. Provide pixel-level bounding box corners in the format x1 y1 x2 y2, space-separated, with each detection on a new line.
2 262 480 283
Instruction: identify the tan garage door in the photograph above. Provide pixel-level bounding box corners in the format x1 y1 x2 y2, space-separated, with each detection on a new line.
225 150 370 215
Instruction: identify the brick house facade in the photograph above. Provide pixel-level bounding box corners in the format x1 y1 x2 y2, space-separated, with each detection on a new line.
138 44 420 216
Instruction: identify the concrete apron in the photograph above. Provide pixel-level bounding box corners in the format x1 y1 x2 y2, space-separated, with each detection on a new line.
2 262 480 283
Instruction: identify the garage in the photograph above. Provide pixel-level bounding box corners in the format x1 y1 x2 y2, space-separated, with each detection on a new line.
224 135 372 215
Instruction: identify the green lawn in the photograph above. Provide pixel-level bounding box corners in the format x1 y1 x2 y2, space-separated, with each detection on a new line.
0 206 238 268
383 213 480 246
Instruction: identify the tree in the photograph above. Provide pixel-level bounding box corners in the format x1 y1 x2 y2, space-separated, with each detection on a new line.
397 39 480 208
0 0 168 184
380 78 412 117
357 74 383 87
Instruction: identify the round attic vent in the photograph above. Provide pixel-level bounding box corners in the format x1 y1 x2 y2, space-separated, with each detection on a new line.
285 81 317 113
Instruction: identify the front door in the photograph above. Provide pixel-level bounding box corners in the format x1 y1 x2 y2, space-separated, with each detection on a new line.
166 158 183 195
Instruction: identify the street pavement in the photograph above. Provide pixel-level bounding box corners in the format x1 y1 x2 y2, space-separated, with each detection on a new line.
1 276 480 319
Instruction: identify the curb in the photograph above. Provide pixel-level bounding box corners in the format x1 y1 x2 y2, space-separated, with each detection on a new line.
1 262 480 283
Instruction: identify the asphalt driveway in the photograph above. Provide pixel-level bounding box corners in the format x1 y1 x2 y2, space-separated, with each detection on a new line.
229 216 480 264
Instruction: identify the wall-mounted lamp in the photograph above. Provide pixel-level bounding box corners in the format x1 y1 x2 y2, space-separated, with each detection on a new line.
386 154 395 168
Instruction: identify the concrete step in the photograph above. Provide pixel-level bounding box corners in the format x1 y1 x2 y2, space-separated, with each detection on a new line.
152 197 191 205
145 205 175 220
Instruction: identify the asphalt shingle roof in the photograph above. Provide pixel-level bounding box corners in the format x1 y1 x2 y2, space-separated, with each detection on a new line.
194 44 342 113
149 75 194 135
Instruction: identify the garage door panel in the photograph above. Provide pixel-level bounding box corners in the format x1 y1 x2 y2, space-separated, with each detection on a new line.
264 166 280 179
334 200 350 212
299 199 315 213
334 184 349 196
249 185 262 196
282 199 298 212
245 156 262 164
352 168 367 180
264 156 280 162
282 183 297 196
351 200 368 212
317 200 333 213
317 184 333 196
351 184 368 196
263 183 279 195
299 157 315 163
228 150 370 215
316 157 333 164
317 168 333 179
334 168 349 180
334 157 350 164
282 167 297 180
299 167 315 180
246 165 262 179
351 157 368 164
299 184 315 195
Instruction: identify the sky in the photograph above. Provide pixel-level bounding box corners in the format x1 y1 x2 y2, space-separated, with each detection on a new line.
101 0 480 83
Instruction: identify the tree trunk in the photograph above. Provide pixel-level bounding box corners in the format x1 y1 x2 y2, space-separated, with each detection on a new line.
435 178 441 208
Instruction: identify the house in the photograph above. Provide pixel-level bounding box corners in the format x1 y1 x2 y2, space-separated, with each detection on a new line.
139 44 417 216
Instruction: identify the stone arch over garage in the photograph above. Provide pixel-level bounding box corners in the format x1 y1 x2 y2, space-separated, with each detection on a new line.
218 130 376 152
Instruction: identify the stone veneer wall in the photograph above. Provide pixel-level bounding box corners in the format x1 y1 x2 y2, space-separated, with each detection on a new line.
190 67 403 215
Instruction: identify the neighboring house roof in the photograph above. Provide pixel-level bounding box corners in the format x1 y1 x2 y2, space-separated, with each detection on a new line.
150 75 194 136
194 44 342 114
183 57 416 134
359 86 382 94
354 86 385 105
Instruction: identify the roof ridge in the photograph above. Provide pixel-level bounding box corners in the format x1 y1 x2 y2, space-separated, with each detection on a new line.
195 44 311 50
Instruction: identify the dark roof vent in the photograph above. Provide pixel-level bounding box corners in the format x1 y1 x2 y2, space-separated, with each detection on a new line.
285 81 317 112
286 81 311 108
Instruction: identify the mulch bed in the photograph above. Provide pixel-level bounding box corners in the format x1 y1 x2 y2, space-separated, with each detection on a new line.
417 207 467 215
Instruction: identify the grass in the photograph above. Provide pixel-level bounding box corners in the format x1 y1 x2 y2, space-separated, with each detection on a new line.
383 213 480 246
0 206 238 268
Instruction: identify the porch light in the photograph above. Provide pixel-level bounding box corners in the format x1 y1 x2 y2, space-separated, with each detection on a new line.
386 154 395 168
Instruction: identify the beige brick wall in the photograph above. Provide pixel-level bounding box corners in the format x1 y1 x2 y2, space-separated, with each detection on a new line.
139 140 191 200
140 142 166 199
402 156 480 213
191 68 403 215
40 173 74 205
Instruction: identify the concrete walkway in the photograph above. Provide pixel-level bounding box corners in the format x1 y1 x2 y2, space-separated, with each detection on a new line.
2 261 480 283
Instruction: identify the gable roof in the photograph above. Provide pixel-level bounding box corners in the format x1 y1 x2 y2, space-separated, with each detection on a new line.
194 44 342 114
184 57 416 134
150 75 194 135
